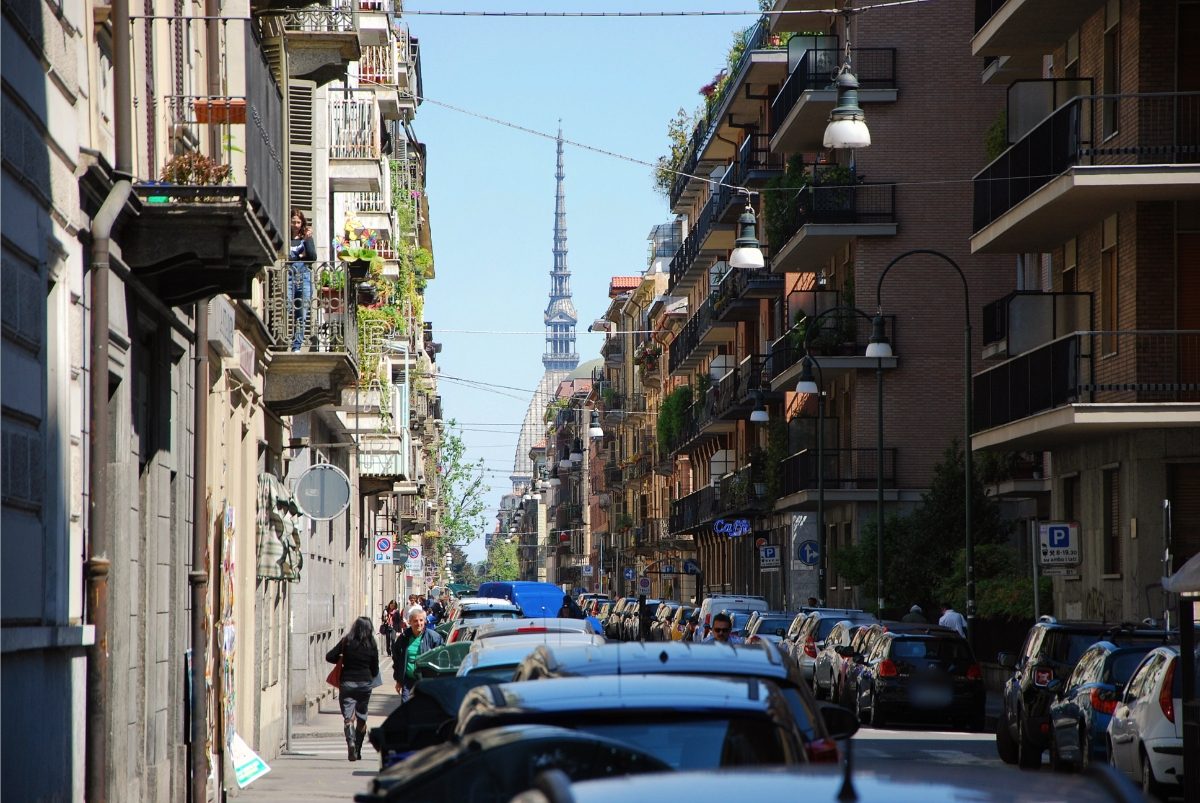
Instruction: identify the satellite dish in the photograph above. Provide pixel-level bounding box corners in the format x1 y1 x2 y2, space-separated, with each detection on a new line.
294 463 351 521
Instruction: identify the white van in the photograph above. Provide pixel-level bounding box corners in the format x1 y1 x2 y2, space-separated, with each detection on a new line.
693 594 770 641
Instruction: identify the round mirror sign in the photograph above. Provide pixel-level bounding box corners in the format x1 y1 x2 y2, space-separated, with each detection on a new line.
294 463 351 521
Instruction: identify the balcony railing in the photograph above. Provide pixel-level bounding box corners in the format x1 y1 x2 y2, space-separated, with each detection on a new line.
359 43 398 85
766 313 897 381
779 448 897 496
775 182 897 251
982 291 1092 354
670 484 720 533
770 47 897 137
347 191 389 214
329 94 380 159
282 2 356 32
973 0 1008 33
716 464 768 515
712 355 769 420
730 133 785 187
667 186 725 293
712 268 783 320
973 92 1200 233
973 330 1200 431
667 297 715 374
264 260 357 358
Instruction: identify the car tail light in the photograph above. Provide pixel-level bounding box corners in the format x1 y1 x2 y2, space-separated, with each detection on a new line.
516 626 548 634
1160 661 1176 723
804 636 817 659
1034 666 1053 686
447 630 459 644
1090 688 1118 715
966 663 982 681
878 659 899 678
805 737 840 764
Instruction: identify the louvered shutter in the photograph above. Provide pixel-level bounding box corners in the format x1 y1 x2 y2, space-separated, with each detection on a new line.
1171 464 1200 567
287 80 316 215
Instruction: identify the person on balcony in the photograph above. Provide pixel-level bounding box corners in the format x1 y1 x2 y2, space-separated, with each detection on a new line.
287 209 317 351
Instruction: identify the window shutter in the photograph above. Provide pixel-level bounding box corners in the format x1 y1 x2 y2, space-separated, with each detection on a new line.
287 80 316 215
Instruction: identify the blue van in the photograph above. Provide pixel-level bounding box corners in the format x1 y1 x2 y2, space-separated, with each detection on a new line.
475 581 584 619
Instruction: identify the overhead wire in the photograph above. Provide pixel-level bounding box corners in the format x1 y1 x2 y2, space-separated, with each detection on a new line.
403 1 931 17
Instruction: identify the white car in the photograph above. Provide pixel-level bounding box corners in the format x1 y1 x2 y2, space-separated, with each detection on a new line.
469 617 601 642
443 597 522 643
1107 644 1197 798
457 633 607 679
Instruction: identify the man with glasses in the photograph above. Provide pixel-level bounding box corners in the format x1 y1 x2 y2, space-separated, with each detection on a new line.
703 611 744 645
392 605 444 702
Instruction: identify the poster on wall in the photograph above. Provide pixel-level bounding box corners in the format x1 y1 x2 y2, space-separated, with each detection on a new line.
220 505 237 768
229 731 271 787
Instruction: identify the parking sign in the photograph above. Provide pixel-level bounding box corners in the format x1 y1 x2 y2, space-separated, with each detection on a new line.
373 536 393 564
1038 522 1080 566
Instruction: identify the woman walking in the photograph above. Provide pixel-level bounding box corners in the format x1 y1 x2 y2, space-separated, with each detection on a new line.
326 616 379 761
380 601 398 656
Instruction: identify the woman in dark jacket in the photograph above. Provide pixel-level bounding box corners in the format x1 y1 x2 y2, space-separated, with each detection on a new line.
326 616 379 761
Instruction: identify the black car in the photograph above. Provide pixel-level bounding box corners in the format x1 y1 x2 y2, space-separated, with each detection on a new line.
848 631 984 730
995 617 1172 769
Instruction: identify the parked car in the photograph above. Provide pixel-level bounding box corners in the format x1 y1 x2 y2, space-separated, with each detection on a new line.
784 608 877 684
622 598 662 642
359 723 671 802
649 602 680 641
996 617 1173 769
367 675 494 769
510 762 1145 803
836 622 954 705
1107 644 1198 799
440 597 522 643
1047 640 1163 771
457 674 824 769
510 640 852 763
812 621 866 699
848 630 985 730
457 637 602 680
668 605 696 641
744 611 797 647
604 597 637 640
476 581 586 618
694 595 769 640
469 617 601 642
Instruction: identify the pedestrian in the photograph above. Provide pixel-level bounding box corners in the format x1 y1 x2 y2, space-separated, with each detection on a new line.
901 604 927 624
557 594 576 618
938 602 967 637
325 616 380 762
286 209 316 352
392 604 444 702
703 612 744 645
806 596 819 608
380 601 397 656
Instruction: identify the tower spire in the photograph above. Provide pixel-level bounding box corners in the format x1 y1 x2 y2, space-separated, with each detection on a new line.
543 123 578 371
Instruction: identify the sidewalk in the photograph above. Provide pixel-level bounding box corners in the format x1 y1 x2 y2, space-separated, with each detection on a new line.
238 658 401 800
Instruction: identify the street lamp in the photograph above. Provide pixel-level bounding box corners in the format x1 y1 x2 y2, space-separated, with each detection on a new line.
729 199 766 270
795 355 826 603
823 70 871 150
749 388 769 423
871 248 974 646
588 410 604 439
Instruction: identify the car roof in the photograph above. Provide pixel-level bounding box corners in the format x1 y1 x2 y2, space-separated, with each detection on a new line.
544 763 1138 803
517 641 797 684
455 597 522 610
464 674 783 718
469 632 606 651
471 618 596 639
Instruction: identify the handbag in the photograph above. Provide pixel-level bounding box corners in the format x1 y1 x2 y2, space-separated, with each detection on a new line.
326 641 345 688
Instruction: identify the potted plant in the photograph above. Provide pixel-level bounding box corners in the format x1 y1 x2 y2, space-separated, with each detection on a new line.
193 96 247 124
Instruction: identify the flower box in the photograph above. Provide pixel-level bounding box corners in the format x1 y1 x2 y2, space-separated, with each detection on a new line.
193 98 247 125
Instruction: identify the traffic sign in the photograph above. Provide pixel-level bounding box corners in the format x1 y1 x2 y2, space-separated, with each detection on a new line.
797 539 819 568
660 564 676 574
623 567 636 581
581 565 594 576
374 536 393 564
1039 522 1080 566
682 558 701 576
759 544 780 570
637 577 651 593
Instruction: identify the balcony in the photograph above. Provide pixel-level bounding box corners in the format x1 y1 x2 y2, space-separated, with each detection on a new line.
769 46 897 154
669 399 727 456
622 454 653 484
668 188 735 295
263 261 359 415
667 297 735 376
670 485 720 534
122 17 284 305
981 291 1092 361
601 337 625 366
729 133 785 190
357 433 412 481
770 182 898 273
329 93 383 191
972 0 1106 59
775 448 898 508
716 464 770 517
712 355 774 421
358 40 418 119
972 92 1200 254
972 331 1200 451
766 0 837 33
767 304 898 391
355 0 395 46
711 268 784 323
278 2 360 86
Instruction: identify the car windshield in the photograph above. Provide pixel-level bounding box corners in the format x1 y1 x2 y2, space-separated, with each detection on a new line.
1108 650 1155 684
891 638 971 661
462 663 518 680
572 716 785 769
816 618 846 640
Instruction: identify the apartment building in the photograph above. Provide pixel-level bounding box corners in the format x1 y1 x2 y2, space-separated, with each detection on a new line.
968 0 1200 622
1 0 438 798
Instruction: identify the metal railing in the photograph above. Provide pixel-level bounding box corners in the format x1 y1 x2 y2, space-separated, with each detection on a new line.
776 182 897 249
667 296 715 374
973 0 1008 33
973 92 1200 232
766 313 897 380
281 2 356 32
668 186 726 293
670 484 720 533
359 43 398 85
981 291 1092 352
329 93 380 159
780 448 897 496
973 330 1200 431
264 260 357 359
716 464 768 515
711 355 768 419
712 268 783 318
770 48 896 137
731 132 784 186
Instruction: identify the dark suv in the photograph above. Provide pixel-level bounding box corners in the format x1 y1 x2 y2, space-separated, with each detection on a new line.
996 617 1172 769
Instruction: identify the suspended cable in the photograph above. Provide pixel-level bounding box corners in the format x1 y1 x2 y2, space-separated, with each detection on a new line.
403 1 931 17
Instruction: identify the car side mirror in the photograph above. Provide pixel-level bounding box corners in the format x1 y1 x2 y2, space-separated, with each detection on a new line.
997 652 1018 670
819 703 860 740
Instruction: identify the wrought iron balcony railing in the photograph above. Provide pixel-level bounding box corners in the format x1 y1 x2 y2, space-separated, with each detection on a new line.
667 296 715 374
779 448 897 496
973 330 1200 432
282 2 356 32
770 47 897 138
766 313 897 381
670 484 720 533
774 182 897 251
973 92 1200 233
264 260 357 359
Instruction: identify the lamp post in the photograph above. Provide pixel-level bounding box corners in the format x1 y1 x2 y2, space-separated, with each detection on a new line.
868 249 974 646
795 355 825 604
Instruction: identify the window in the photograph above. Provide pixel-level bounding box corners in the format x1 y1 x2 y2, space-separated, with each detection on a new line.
1102 0 1120 138
1062 238 1077 292
1103 467 1121 574
1064 31 1079 79
1101 215 1119 354
1062 474 1081 521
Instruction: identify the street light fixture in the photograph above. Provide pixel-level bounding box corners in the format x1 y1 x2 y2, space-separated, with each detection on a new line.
795 355 826 603
749 388 769 423
728 201 766 270
823 70 871 150
872 248 975 646
588 410 604 439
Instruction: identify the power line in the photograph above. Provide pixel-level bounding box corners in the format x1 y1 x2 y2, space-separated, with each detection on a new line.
404 1 931 17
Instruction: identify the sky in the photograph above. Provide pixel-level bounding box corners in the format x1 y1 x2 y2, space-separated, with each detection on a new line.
413 2 755 561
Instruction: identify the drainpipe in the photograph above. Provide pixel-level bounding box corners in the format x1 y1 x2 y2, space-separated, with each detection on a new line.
190 303 209 803
85 0 133 798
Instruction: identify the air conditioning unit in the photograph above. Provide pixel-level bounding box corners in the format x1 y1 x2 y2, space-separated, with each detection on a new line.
229 331 256 384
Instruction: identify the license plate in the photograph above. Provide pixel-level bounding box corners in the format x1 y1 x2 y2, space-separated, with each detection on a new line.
910 685 952 708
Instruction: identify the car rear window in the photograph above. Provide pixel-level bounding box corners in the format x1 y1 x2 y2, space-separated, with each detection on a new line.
1108 649 1155 685
573 716 786 769
755 617 792 634
463 610 518 620
816 619 845 640
890 638 972 662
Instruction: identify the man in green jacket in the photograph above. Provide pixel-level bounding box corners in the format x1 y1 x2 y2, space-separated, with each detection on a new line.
392 605 444 702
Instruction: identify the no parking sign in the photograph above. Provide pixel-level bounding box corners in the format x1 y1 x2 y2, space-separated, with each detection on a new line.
374 536 394 564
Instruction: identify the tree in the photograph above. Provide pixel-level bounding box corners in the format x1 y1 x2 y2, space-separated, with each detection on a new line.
447 544 480 589
483 539 519 582
431 422 488 571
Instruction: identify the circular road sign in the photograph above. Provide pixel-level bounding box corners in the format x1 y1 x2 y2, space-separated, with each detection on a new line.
294 464 351 521
409 547 421 560
376 537 392 552
637 577 651 593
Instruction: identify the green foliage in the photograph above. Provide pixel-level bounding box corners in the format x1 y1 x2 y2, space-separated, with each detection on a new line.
484 539 519 581
764 418 790 500
447 544 481 588
762 155 809 252
656 385 694 454
544 397 570 423
437 423 489 552
654 107 695 197
160 151 232 185
985 109 1009 162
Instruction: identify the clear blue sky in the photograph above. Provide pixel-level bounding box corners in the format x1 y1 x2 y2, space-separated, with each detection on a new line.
415 2 756 561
